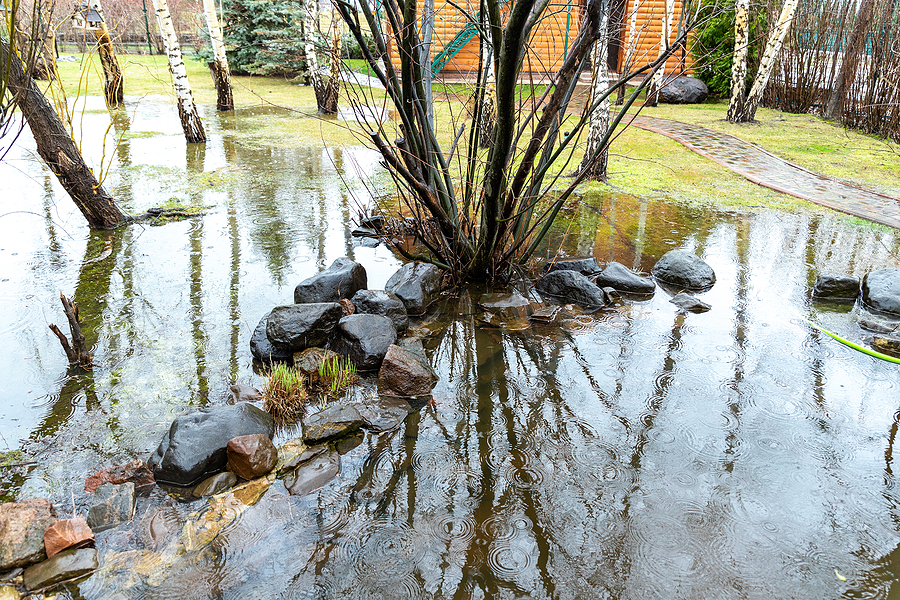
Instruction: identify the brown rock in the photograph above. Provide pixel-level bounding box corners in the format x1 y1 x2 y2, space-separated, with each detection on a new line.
84 459 155 494
377 344 438 397
339 298 355 317
226 434 277 480
228 383 263 405
43 518 94 558
0 498 57 570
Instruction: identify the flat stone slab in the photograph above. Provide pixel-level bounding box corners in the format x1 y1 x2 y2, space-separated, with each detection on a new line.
354 396 411 432
302 404 364 443
284 450 341 496
23 548 98 591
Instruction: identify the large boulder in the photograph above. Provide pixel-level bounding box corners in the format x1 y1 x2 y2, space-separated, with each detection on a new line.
293 257 367 304
386 262 443 315
351 289 409 333
330 314 397 371
0 498 57 570
813 274 860 301
266 303 343 352
250 311 293 365
651 250 716 291
862 268 900 316
378 344 438 397
659 76 709 104
535 270 608 308
543 257 603 277
593 262 656 295
148 403 275 486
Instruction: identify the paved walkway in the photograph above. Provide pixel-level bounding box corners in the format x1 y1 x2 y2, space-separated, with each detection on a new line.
632 115 900 230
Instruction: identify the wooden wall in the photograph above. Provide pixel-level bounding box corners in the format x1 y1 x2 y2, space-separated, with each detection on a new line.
616 0 692 74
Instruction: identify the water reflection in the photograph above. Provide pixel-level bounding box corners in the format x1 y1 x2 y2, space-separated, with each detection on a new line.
0 100 899 598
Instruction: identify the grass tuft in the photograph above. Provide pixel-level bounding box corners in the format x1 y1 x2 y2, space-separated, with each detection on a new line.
316 355 358 404
263 363 308 422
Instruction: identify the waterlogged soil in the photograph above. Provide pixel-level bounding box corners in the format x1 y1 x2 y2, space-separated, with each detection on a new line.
2 97 900 599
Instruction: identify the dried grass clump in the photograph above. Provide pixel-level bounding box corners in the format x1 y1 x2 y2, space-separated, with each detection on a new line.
263 363 307 422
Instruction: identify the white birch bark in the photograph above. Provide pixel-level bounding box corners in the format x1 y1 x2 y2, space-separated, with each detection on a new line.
150 0 206 142
616 0 640 104
579 23 610 180
726 0 750 122
647 0 674 107
303 0 322 88
202 0 233 110
738 0 799 122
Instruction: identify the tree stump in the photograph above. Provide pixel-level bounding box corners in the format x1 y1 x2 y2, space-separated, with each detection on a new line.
49 292 93 369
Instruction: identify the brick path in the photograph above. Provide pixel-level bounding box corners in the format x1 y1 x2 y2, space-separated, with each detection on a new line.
632 115 900 230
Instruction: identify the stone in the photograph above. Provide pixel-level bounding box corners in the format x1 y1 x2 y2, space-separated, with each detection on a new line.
293 257 367 304
266 303 343 352
330 314 397 371
250 311 293 365
148 403 275 486
302 404 364 443
192 472 238 498
359 215 385 232
529 306 561 324
0 586 17 600
378 344 438 397
859 319 898 334
335 434 364 455
226 434 278 480
228 383 263 405
351 226 379 238
397 336 427 356
385 262 443 315
339 298 355 316
670 292 711 313
478 293 533 330
651 250 716 291
278 442 326 474
862 268 900 316
293 347 341 385
873 335 900 356
86 483 135 533
22 548 98 591
84 459 154 494
351 289 409 333
543 257 603 277
284 451 341 496
535 270 608 308
593 262 656 295
602 287 622 303
813 274 860 301
354 395 411 433
43 518 94 558
0 498 57 570
659 76 709 104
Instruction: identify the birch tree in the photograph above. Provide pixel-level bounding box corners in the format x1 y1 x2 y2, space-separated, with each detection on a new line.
730 0 799 123
150 0 206 142
646 0 674 107
616 0 640 105
579 16 610 180
726 0 750 121
202 0 233 110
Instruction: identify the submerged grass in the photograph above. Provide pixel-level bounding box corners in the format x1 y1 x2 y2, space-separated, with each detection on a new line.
263 363 308 422
316 355 358 401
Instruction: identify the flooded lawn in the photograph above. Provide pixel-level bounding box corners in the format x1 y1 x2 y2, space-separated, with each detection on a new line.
1 97 899 599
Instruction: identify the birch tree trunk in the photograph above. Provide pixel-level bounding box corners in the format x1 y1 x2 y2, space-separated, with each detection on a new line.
302 0 327 110
616 0 640 105
150 0 206 142
646 0 673 107
202 0 233 110
479 44 496 148
1 39 126 228
733 0 799 123
579 22 610 181
726 0 750 122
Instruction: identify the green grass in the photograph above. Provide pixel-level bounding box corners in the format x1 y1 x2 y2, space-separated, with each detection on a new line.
263 363 307 423
316 355 358 401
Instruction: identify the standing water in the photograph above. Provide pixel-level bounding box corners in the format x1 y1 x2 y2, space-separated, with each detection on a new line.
1 97 899 599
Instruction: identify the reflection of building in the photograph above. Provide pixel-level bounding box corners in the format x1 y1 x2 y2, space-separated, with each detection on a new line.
388 0 692 78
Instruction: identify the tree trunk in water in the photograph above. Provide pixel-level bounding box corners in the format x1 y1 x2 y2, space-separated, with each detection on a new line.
94 22 124 108
1 39 126 229
150 0 206 142
616 0 640 105
48 292 93 369
579 29 610 181
726 0 750 122
824 0 875 119
734 0 799 123
202 0 233 110
646 0 673 107
319 11 342 114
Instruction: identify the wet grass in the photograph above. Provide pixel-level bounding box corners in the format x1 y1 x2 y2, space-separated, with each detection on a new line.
263 363 308 423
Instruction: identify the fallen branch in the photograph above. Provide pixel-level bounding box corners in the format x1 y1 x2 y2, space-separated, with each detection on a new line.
48 292 92 369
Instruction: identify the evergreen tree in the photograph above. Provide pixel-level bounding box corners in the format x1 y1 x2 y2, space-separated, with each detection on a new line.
222 0 316 78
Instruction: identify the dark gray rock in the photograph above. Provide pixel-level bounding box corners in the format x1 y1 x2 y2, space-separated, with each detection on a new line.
594 262 655 295
86 483 135 533
23 548 97 591
0 498 57 570
148 403 275 486
293 257 367 304
284 450 341 496
862 268 900 316
330 314 397 371
535 270 608 308
543 257 602 277
813 274 860 300
354 396 411 432
192 472 237 498
651 250 716 291
351 226 379 238
266 303 343 352
250 311 293 365
351 289 409 333
302 404 364 443
386 262 443 315
659 76 709 104
670 292 711 313
378 344 438 397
